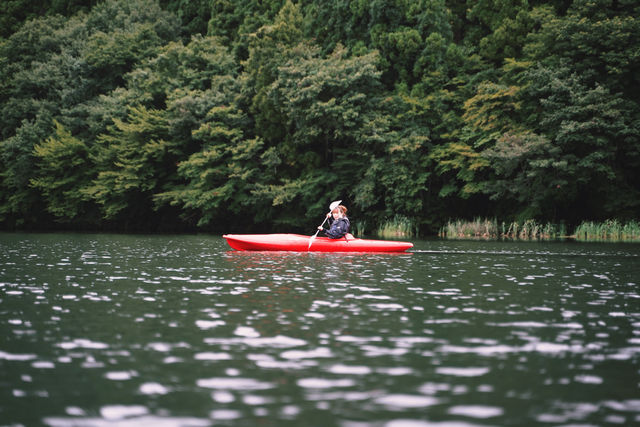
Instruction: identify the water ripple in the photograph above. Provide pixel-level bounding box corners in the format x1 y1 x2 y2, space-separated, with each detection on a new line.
2 233 639 426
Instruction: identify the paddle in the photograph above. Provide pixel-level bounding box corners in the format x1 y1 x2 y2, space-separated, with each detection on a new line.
308 200 342 250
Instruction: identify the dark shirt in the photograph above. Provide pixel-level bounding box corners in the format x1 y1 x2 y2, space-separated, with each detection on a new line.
322 217 350 239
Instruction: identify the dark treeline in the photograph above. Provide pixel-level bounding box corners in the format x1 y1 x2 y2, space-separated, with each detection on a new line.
1 0 639 234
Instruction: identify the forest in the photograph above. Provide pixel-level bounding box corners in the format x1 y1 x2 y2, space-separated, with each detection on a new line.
1 0 639 235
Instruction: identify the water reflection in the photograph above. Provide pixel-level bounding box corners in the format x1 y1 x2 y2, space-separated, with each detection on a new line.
1 233 639 426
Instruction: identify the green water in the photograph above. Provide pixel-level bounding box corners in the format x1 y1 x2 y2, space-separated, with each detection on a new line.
1 233 639 426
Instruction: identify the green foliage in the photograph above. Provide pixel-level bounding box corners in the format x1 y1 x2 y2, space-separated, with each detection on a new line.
1 0 639 232
155 104 261 227
83 105 177 221
466 0 544 63
270 45 382 167
255 41 390 227
161 0 211 36
481 131 565 219
430 141 489 198
463 82 523 142
241 0 305 145
0 118 51 227
31 121 94 221
524 0 640 98
82 0 181 92
354 94 432 226
374 26 423 83
0 14 85 139
84 24 163 89
521 66 640 220
0 0 98 38
0 0 181 228
207 0 285 61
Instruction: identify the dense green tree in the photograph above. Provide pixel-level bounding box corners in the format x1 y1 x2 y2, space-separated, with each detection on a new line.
208 0 285 61
160 0 210 36
147 37 249 227
61 32 237 229
301 0 367 53
428 79 521 203
0 0 47 38
481 131 566 219
262 44 386 225
0 14 84 140
155 104 262 228
0 0 99 38
524 0 640 98
0 117 51 227
520 66 640 220
456 61 640 222
82 0 181 93
31 121 95 222
0 12 79 226
354 95 432 224
464 0 532 58
0 0 181 228
83 105 178 223
84 24 165 92
240 0 305 145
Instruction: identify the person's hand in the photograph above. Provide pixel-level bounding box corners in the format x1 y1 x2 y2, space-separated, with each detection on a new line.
326 213 331 218
317 226 323 230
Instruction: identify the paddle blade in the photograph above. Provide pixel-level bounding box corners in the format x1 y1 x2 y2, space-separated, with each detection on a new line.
308 230 320 250
329 200 342 211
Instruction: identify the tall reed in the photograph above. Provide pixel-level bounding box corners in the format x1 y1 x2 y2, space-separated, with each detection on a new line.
439 218 498 239
574 219 640 242
440 218 566 241
377 216 416 238
351 220 367 237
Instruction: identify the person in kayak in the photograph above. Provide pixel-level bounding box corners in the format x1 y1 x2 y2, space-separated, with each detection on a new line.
318 205 351 239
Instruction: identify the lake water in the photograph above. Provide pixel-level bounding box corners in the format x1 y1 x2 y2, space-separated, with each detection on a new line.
1 233 639 426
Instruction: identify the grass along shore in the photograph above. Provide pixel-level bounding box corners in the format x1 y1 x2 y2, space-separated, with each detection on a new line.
440 218 640 242
574 219 640 242
376 216 417 239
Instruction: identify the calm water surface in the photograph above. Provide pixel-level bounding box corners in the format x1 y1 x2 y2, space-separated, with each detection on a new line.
1 233 639 426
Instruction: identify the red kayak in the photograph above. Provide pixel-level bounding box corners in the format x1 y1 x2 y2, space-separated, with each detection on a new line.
223 233 413 252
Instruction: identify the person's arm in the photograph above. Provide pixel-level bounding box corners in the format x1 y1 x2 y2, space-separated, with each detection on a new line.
319 217 334 233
